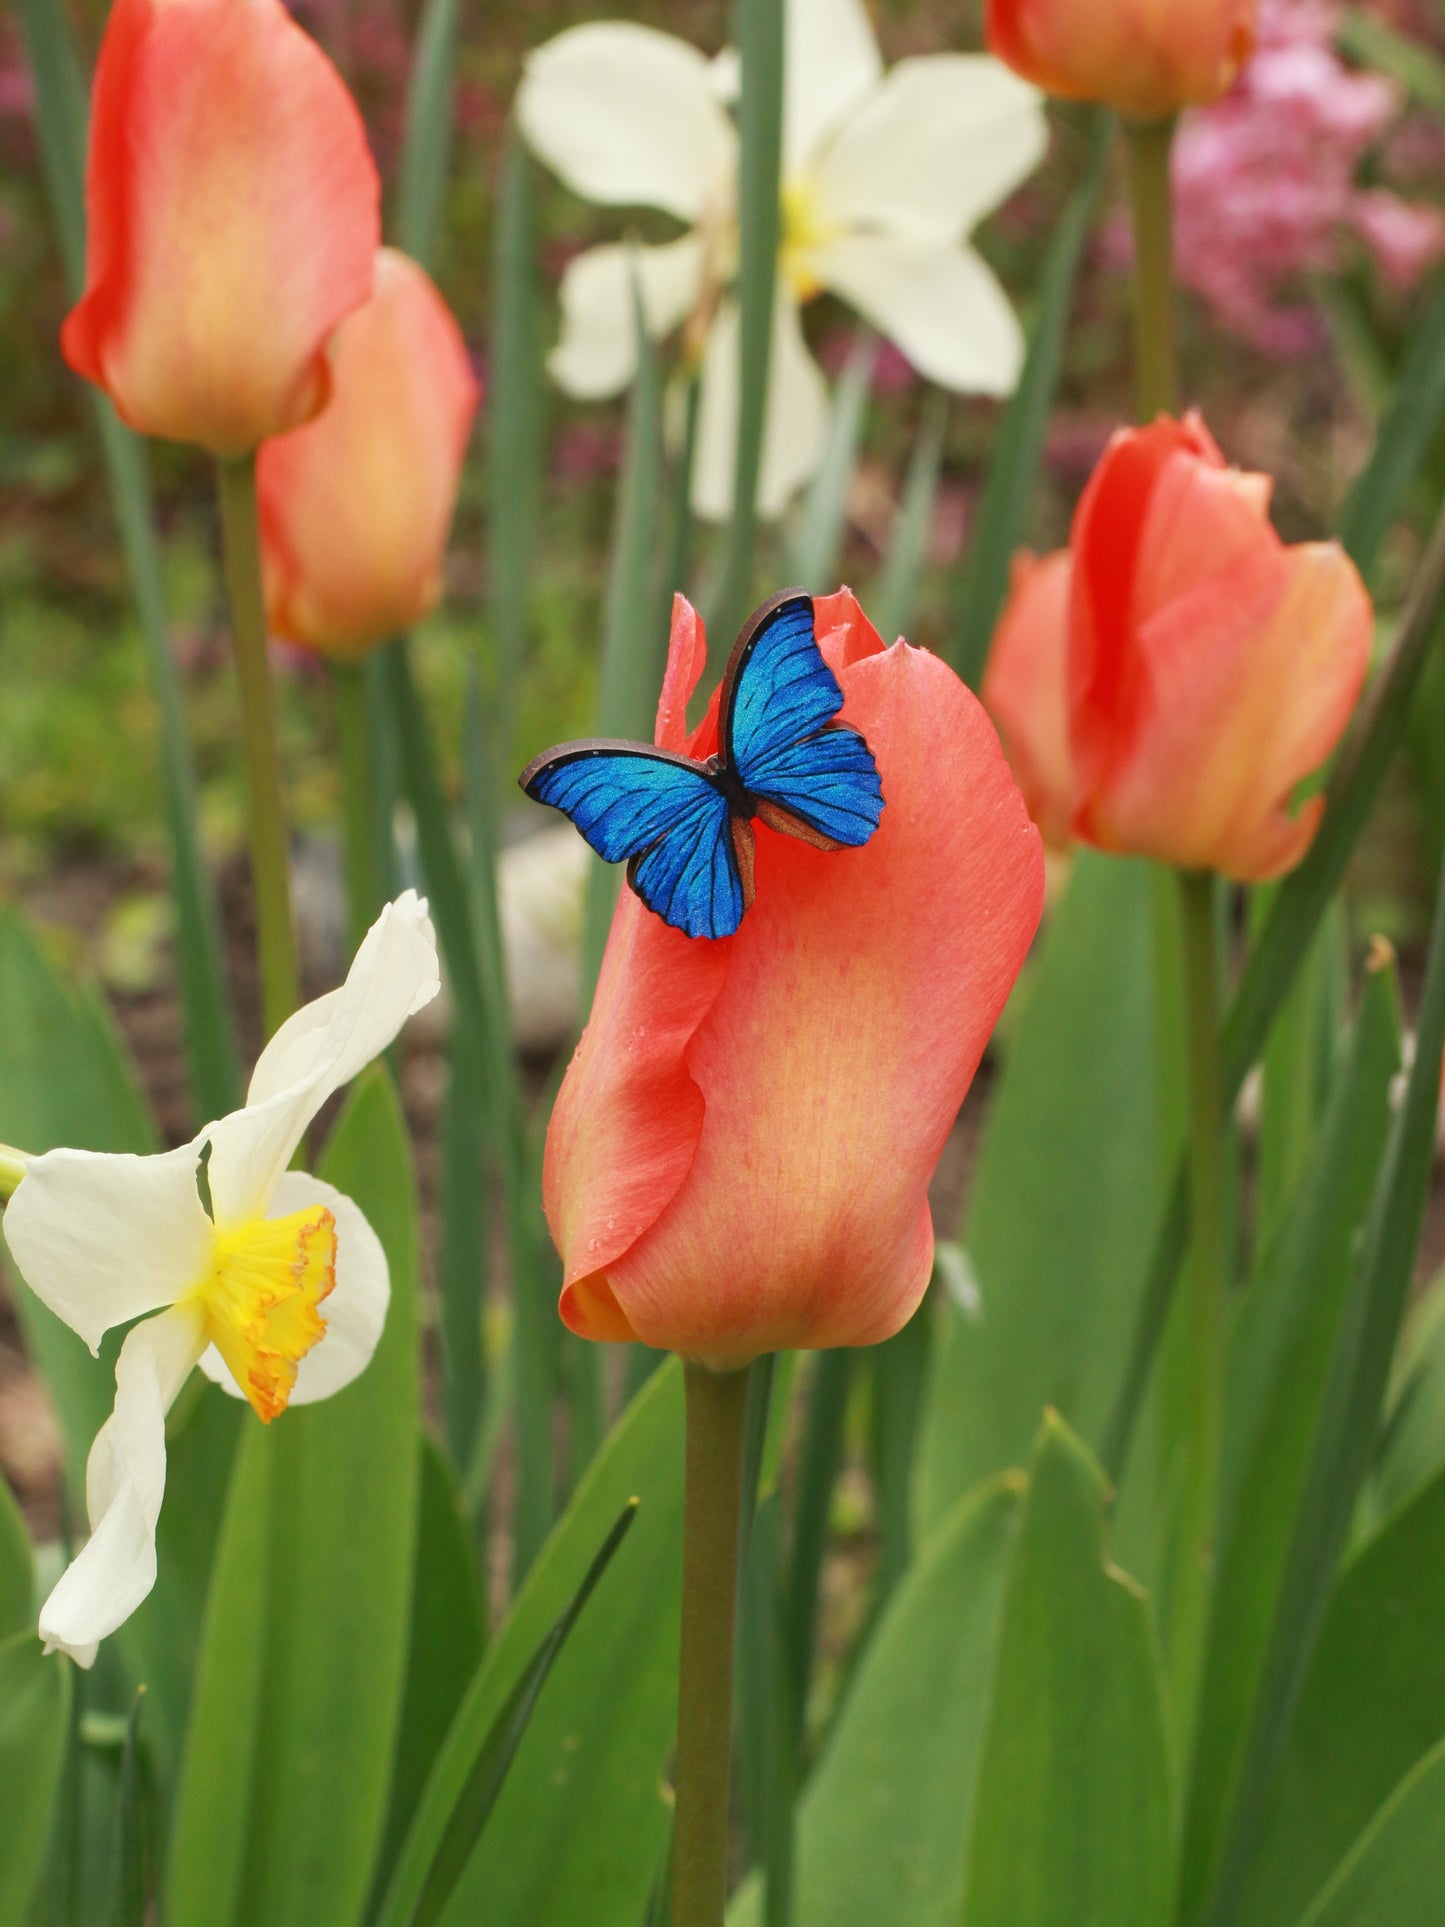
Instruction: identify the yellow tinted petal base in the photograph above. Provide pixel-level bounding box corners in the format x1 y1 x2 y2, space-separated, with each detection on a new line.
198 1206 337 1421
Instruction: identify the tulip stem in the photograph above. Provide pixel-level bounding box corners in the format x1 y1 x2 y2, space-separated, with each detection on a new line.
216 454 300 1037
331 662 383 955
0 1144 28 1201
1125 114 1178 420
673 1360 751 1927
1172 867 1226 1736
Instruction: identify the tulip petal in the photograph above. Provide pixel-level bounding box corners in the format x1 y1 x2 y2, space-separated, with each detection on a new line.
517 23 736 225
783 0 883 172
2 1141 212 1354
197 1172 389 1406
656 595 710 753
62 0 379 454
257 248 480 657
986 0 1255 120
805 236 1024 394
38 1301 207 1667
809 56 1045 246
1087 542 1372 879
207 892 440 1227
549 595 1045 1365
548 236 708 401
983 549 1078 851
692 291 830 521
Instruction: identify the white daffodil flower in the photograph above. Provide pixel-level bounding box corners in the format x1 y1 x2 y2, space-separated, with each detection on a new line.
517 0 1047 520
1 892 439 1667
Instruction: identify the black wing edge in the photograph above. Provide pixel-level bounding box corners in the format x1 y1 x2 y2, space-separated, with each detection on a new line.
517 736 708 799
715 586 815 765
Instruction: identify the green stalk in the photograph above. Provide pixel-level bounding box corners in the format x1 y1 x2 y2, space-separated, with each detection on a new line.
215 456 299 1036
673 1362 751 1926
1125 115 1178 420
1168 871 1226 1735
332 662 383 955
0 1144 27 1201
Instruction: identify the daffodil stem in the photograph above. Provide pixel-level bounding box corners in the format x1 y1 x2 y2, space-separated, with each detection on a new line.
1125 114 1178 421
0 1145 27 1201
331 661 382 956
673 1360 751 1927
216 454 299 1038
1172 868 1226 1734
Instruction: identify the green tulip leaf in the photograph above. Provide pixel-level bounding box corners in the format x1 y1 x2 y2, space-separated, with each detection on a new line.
0 1632 71 1924
1296 1736 1445 1927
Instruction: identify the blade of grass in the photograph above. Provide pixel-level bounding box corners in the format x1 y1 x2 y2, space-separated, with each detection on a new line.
784 1351 851 1724
20 0 238 1121
108 1689 148 1927
397 1500 637 1927
949 109 1111 688
583 275 667 996
1336 269 1445 577
1102 441 1445 1486
871 394 947 645
788 331 878 593
1202 843 1445 1925
394 0 457 271
706 0 785 658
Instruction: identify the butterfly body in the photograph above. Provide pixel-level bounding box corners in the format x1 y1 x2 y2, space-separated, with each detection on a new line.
519 591 885 939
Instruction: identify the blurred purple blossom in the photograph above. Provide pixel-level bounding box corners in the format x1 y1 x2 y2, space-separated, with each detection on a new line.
1118 0 1445 355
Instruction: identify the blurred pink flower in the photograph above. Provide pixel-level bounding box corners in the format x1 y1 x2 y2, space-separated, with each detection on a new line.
1166 0 1445 354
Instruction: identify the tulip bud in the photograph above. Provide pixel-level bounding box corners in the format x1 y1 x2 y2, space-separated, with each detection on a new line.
61 0 380 455
256 250 480 658
983 548 1076 852
542 591 1044 1368
986 0 1256 120
1066 414 1371 880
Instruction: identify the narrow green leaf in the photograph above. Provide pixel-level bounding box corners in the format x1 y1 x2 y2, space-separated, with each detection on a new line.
707 0 785 658
783 1350 851 1717
1234 1467 1445 1925
1297 1738 1445 1927
870 393 946 646
167 1074 421 1927
1253 907 1346 1248
438 1046 487 1469
868 1305 932 1606
1367 1280 1445 1523
917 854 1162 1537
370 1433 485 1912
377 1363 685 1927
959 1417 1173 1927
1179 954 1401 1916
18 0 238 1124
1336 8 1445 116
108 1689 148 1927
788 332 878 593
730 1474 1022 1927
736 1495 796 1927
950 110 1111 686
394 0 457 270
584 279 667 993
1205 829 1445 1927
407 1503 638 1927
0 1473 33 1644
1336 268 1445 576
0 1636 70 1922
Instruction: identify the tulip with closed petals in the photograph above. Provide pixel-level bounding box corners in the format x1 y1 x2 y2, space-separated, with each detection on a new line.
256 249 480 658
540 590 1044 1368
1035 413 1371 880
987 0 1257 121
62 0 380 454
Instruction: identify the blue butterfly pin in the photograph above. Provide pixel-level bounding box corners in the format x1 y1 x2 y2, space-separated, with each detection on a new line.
518 589 885 940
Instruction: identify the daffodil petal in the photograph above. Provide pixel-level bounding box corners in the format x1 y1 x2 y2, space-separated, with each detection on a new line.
809 56 1045 246
784 0 882 174
807 236 1024 395
549 236 708 400
2 1140 212 1354
692 290 828 522
206 891 439 1227
38 1301 206 1667
518 22 736 225
196 1172 389 1407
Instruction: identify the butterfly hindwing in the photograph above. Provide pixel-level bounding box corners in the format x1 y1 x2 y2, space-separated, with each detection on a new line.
722 592 884 849
521 743 746 941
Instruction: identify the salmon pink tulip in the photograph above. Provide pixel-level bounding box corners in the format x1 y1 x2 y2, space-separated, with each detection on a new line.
986 0 1256 120
983 548 1076 852
1066 413 1371 879
542 590 1044 1368
256 249 480 658
61 0 380 454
